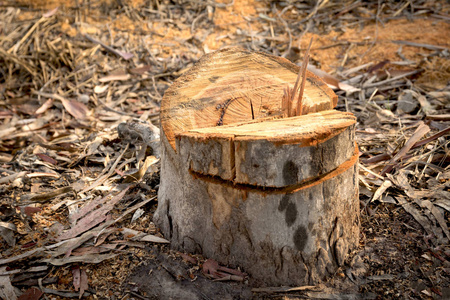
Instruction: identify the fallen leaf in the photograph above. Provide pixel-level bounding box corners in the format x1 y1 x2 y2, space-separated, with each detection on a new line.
57 188 128 241
85 34 134 60
99 71 131 82
60 98 89 120
17 287 43 300
35 98 54 114
119 227 169 243
21 206 42 217
427 91 450 102
123 156 159 182
381 122 430 175
43 7 58 18
139 234 169 244
36 153 57 165
367 60 390 73
43 253 118 266
130 208 145 223
71 244 118 256
307 64 340 88
202 259 246 281
24 186 72 203
338 82 360 94
129 65 152 75
40 288 91 298
72 267 81 291
0 221 16 247
371 180 392 203
94 85 109 94
0 266 17 300
252 285 320 293
50 229 104 257
79 269 88 299
396 196 436 239
93 228 117 247
180 253 198 265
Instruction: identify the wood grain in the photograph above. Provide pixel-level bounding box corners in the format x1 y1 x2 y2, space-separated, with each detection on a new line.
161 47 337 150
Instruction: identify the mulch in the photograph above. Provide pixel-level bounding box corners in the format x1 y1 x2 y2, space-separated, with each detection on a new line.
0 0 449 299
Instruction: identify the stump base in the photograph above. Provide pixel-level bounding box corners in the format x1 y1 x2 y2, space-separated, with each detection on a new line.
155 113 360 286
155 48 359 286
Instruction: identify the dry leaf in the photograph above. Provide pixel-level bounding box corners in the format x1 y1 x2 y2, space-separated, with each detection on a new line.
85 34 134 60
139 234 169 244
99 71 131 82
371 180 392 202
180 253 198 265
72 244 118 256
58 212 107 242
57 188 127 241
21 206 42 217
35 98 54 114
307 65 340 88
60 98 89 120
381 122 430 175
72 267 81 291
94 85 109 94
17 287 43 300
43 7 58 18
123 156 159 182
0 266 17 300
202 259 246 280
24 186 72 202
338 82 360 94
129 65 152 75
43 253 119 266
79 269 89 299
120 227 169 243
396 197 436 239
131 208 145 223
36 153 57 165
252 285 319 293
0 221 16 247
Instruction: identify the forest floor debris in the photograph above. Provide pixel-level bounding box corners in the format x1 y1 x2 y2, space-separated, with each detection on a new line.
0 0 449 299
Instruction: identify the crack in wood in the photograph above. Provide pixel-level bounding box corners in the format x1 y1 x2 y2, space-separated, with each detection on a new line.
188 144 359 195
216 97 237 126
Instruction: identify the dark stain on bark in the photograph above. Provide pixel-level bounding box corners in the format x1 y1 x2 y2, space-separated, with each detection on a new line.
283 160 298 185
278 194 297 227
278 194 290 211
285 201 297 226
293 226 308 251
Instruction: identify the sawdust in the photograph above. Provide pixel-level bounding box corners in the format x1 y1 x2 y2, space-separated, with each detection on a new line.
214 0 263 28
15 0 76 9
299 18 450 72
15 0 449 75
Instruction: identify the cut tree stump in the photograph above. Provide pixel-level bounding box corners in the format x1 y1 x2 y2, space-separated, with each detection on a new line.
155 47 359 286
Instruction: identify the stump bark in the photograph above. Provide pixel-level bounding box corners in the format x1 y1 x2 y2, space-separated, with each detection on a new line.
155 47 359 286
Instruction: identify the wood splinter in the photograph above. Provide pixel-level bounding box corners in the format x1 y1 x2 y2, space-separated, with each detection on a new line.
282 38 313 117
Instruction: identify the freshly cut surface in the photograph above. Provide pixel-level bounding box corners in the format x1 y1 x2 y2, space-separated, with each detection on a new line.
161 47 337 150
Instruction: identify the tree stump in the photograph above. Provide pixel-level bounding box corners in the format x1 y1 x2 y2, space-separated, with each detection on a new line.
155 47 359 286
